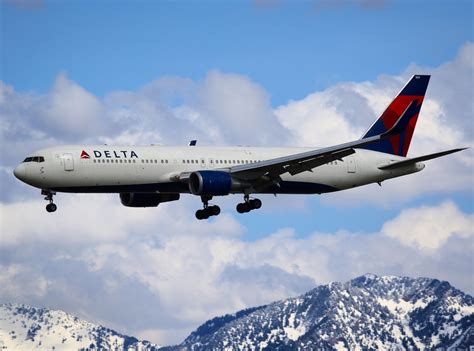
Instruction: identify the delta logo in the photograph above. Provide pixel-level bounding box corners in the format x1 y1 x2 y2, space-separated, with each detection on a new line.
81 150 139 159
80 150 90 159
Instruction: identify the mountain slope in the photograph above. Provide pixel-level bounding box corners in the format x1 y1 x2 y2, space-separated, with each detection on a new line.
1 275 472 350
0 303 160 350
173 274 474 350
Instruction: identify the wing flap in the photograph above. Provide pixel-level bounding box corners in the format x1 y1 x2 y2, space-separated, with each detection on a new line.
285 148 355 176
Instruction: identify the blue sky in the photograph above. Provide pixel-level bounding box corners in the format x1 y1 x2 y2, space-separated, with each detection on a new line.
1 0 473 346
3 0 472 104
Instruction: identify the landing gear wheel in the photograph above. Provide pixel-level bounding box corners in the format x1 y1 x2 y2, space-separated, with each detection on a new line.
195 197 220 220
249 199 262 209
236 202 251 213
42 189 57 213
46 203 57 213
210 205 221 216
236 196 262 214
196 209 208 220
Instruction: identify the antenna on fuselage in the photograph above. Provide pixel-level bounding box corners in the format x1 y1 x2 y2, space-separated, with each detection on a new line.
189 140 197 146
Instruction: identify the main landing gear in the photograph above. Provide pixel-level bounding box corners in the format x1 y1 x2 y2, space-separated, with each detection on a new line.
236 195 262 214
195 196 221 220
42 189 57 213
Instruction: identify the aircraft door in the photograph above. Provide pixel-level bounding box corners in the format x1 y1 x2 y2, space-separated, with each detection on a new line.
347 156 356 173
63 153 74 171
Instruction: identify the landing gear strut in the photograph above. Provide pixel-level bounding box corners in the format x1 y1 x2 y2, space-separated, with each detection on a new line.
236 194 262 214
42 189 57 213
195 196 221 220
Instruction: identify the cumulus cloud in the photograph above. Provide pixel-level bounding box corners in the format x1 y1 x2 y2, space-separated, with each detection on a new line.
382 201 473 252
1 195 472 344
1 41 473 346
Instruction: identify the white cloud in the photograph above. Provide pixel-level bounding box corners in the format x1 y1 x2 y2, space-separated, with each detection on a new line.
275 88 361 147
39 74 104 138
382 201 473 252
1 41 473 346
0 264 50 300
1 192 472 345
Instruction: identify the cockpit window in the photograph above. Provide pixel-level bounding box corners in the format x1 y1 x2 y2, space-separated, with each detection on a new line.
23 156 45 163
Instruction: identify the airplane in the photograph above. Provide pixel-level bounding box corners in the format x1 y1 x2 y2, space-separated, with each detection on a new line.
13 75 467 220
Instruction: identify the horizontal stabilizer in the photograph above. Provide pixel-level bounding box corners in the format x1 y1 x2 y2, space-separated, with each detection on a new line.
378 148 468 170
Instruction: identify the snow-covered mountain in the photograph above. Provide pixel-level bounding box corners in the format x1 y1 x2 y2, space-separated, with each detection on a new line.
168 274 474 350
1 275 473 350
0 303 160 350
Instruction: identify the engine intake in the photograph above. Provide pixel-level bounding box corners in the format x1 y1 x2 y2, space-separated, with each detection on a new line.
189 171 241 196
120 192 180 207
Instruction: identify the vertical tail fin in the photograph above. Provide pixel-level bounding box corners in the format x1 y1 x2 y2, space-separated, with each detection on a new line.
360 75 430 156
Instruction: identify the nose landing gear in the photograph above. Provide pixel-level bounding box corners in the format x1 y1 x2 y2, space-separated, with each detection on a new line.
195 196 221 220
236 195 262 214
42 189 57 213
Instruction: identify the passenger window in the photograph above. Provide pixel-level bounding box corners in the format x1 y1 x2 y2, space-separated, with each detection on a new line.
166 160 168 163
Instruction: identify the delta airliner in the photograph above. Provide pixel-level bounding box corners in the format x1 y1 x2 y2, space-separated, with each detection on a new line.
13 75 466 219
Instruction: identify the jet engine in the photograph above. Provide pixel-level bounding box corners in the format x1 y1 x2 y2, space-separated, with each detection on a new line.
119 192 180 207
188 171 243 196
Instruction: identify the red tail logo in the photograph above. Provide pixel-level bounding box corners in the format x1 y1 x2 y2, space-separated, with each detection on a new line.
80 150 90 159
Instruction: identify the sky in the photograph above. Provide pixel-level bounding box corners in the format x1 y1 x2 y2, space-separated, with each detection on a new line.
1 0 473 346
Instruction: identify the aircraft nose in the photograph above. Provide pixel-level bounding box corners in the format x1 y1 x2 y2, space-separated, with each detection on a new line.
13 164 26 181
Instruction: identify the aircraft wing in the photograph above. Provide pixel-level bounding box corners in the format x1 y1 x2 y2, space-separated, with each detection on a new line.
229 100 417 182
229 137 365 181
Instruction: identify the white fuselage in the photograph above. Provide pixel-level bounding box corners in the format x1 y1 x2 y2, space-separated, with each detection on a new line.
13 145 424 195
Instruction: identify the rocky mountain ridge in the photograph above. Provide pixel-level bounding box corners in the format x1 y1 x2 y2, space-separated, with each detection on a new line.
1 274 473 350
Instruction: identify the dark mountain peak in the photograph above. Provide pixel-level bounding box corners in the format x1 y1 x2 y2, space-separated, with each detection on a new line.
175 275 473 351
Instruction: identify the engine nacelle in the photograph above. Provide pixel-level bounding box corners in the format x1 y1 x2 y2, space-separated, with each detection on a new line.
119 192 180 207
189 171 241 196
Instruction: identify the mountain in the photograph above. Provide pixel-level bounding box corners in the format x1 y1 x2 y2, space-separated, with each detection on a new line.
1 275 473 351
0 303 160 350
167 274 474 350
